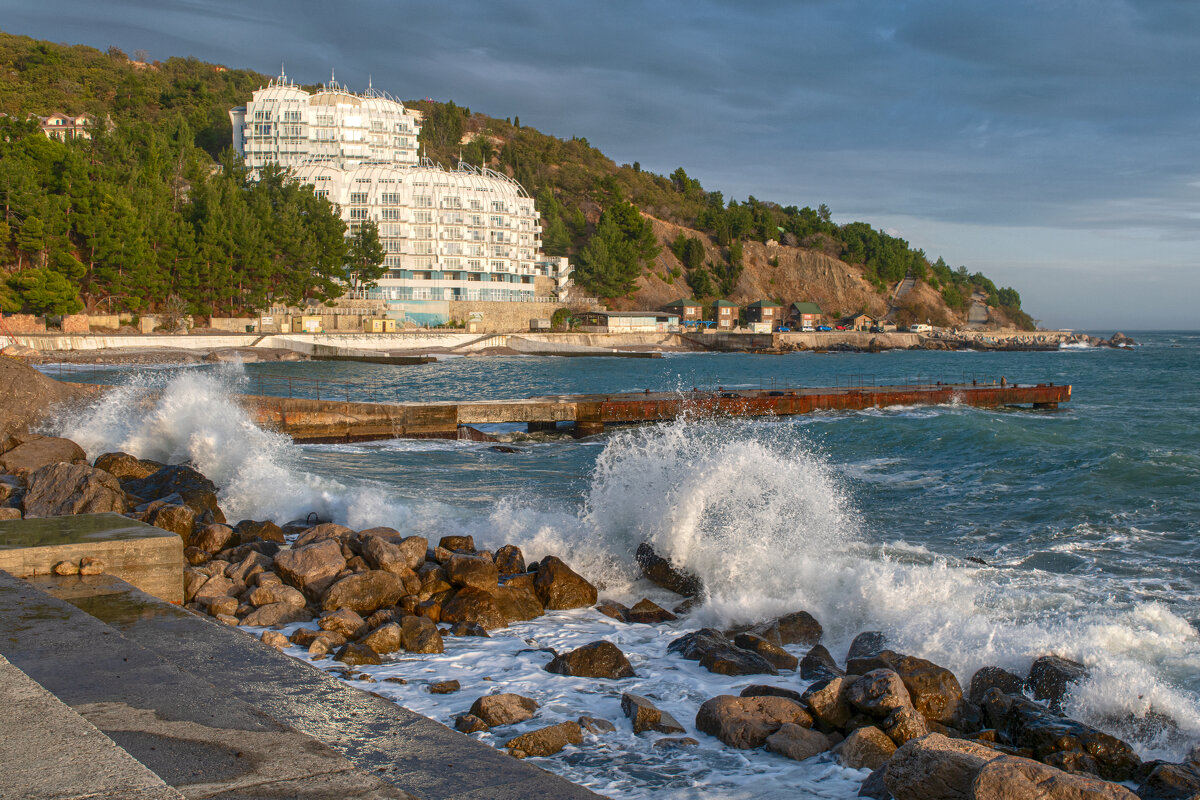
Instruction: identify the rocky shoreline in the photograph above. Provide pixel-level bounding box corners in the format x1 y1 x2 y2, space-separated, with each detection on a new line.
2 423 1196 800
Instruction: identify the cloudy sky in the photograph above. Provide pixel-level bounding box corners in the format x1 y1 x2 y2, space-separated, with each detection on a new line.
7 0 1198 329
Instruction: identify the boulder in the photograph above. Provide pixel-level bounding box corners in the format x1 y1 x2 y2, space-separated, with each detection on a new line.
470 693 540 727
0 435 86 476
454 714 489 733
667 628 778 676
740 684 806 704
883 706 930 746
625 598 677 624
400 615 444 653
696 695 813 749
440 587 508 630
884 733 1001 800
447 621 490 637
122 465 225 523
319 608 369 639
79 556 104 575
578 716 617 734
194 575 234 604
1137 761 1200 800
972 754 1139 800
396 536 427 570
225 551 273 585
290 628 346 649
292 523 355 548
321 570 407 614
191 523 234 554
334 642 381 666
848 670 914 718
233 519 286 544
429 680 460 694
765 722 837 762
248 583 306 609
801 643 846 681
1027 655 1088 712
493 544 526 575
492 580 544 623
260 630 289 650
360 535 410 574
533 556 597 610
241 602 312 627
183 569 208 603
0 358 91 442
446 553 500 590
635 542 703 596
969 666 1026 705
803 676 858 731
848 631 888 662
837 726 898 771
596 599 630 621
361 622 402 655
144 503 196 542
0 507 21 520
621 693 686 734
273 539 347 600
438 535 474 552
22 463 127 517
761 610 823 646
417 563 452 598
93 452 162 481
505 720 582 758
545 641 636 679
847 651 965 726
733 632 799 671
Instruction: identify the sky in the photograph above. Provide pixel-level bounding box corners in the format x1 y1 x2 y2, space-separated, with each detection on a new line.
5 0 1197 329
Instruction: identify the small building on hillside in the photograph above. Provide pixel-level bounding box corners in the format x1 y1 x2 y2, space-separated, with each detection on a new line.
662 298 704 322
839 313 875 331
37 113 94 142
712 299 740 330
575 311 679 333
789 301 823 329
744 300 784 327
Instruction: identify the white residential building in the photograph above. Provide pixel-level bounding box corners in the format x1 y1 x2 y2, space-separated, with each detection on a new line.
292 161 544 302
229 71 421 171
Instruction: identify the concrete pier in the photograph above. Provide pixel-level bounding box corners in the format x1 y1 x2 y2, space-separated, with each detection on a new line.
241 382 1072 443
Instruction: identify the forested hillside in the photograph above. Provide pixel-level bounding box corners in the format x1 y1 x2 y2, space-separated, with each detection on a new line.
0 31 1033 328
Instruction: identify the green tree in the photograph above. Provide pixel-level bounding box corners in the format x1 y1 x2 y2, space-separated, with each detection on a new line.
6 268 83 314
16 216 45 268
346 219 386 290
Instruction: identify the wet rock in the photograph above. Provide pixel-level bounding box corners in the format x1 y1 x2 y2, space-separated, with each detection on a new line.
973 754 1139 800
654 736 700 749
78 556 105 575
757 611 824 647
766 722 837 762
193 574 234 603
696 695 813 749
183 569 208 603
233 519 286 544
293 523 355 548
849 670 915 718
1137 761 1200 800
740 684 806 703
145 503 196 542
438 535 475 552
884 732 1001 800
361 622 402 655
595 599 630 621
241 602 312 627
493 544 526 575
455 713 489 733
980 690 1141 782
440 587 508 630
226 551 273 586
192 523 233 554
505 720 583 757
206 596 238 617
848 651 965 726
545 641 636 679
52 559 80 576
883 706 930 746
533 556 598 610
622 693 686 734
22 463 127 517
578 716 616 734
1027 655 1088 712
493 580 544 623
429 680 460 694
274 539 347 600
858 766 891 799
446 553 500 590
734 632 799 671
969 666 1026 705
848 631 888 662
183 547 209 566
801 644 846 681
803 676 859 732
401 614 444 653
667 628 778 676
334 642 381 666
321 570 407 614
635 542 703 596
93 452 163 481
470 693 540 727
260 630 289 650
626 598 678 624
122 464 225 523
447 621 490 637
358 535 408 574
397 536 427 571
416 563 452 598
319 608 369 639
248 583 306 608
0 435 86 476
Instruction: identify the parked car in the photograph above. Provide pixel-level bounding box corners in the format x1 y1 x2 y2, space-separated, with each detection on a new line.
835 325 848 330
816 325 832 331
801 325 815 332
776 326 791 332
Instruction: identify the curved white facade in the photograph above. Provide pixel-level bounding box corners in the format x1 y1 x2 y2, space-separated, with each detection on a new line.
293 162 543 302
230 72 420 170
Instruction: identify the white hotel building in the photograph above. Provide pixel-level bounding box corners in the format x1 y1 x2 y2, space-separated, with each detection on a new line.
230 73 569 304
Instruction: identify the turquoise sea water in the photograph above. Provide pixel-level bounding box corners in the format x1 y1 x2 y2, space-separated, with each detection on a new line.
49 331 1200 795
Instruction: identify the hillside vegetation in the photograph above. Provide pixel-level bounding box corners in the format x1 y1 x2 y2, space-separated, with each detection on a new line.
0 31 1033 328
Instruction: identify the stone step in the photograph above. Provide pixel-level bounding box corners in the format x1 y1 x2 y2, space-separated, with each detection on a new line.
0 570 417 800
0 652 184 800
33 572 603 800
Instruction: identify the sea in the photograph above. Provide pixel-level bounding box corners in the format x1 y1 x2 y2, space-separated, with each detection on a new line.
43 331 1200 799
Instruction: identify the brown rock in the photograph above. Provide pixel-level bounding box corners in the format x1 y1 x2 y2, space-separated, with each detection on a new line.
145 503 196 542
493 544 526 574
635 542 703 596
968 666 1026 705
226 551 273 585
883 706 930 746
740 684 806 703
884 732 1001 800
248 582 305 608
470 693 540 727
319 608 369 639
241 602 313 627
417 563 452 599
78 556 105 575
191 523 233 553
505 721 583 757
193 574 234 602
206 596 238 617
545 641 636 679
446 553 500 590
654 736 700 749
93 452 162 481
733 632 799 671
533 555 597 610
401 615 444 653
621 693 686 734
396 536 427 570
578 716 616 733
183 569 209 603
802 676 858 730
848 669 914 718
595 599 630 621
359 535 406 573
440 587 508 630
447 620 490 637
121 465 225 523
0 359 91 442
361 622 402 655
847 651 965 726
455 713 488 733
260 630 289 649
321 570 406 614
1027 655 1088 712
183 546 209 566
493 582 544 623
274 539 347 599
695 695 813 749
292 522 355 548
771 610 824 646
836 725 897 771
22 463 127 517
0 435 86 476
0 507 20 520
335 642 381 666
800 643 846 681
429 680 460 694
438 535 474 552
290 628 346 649
765 722 836 761
626 598 678 624
972 755 1138 800
668 628 779 676
52 560 80 576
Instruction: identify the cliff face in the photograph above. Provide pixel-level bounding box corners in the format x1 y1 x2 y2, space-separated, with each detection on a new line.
610 216 969 327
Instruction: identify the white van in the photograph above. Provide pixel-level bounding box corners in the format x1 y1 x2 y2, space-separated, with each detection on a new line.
908 323 932 334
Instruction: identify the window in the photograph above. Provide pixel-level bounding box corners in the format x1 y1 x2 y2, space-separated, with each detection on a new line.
350 192 369 204
414 226 433 239
414 195 433 208
491 201 506 212
314 190 329 199
380 193 401 205
469 200 482 210
413 210 432 223
381 209 401 220
349 208 370 220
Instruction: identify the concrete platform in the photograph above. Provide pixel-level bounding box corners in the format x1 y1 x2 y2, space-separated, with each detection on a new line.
0 514 183 604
